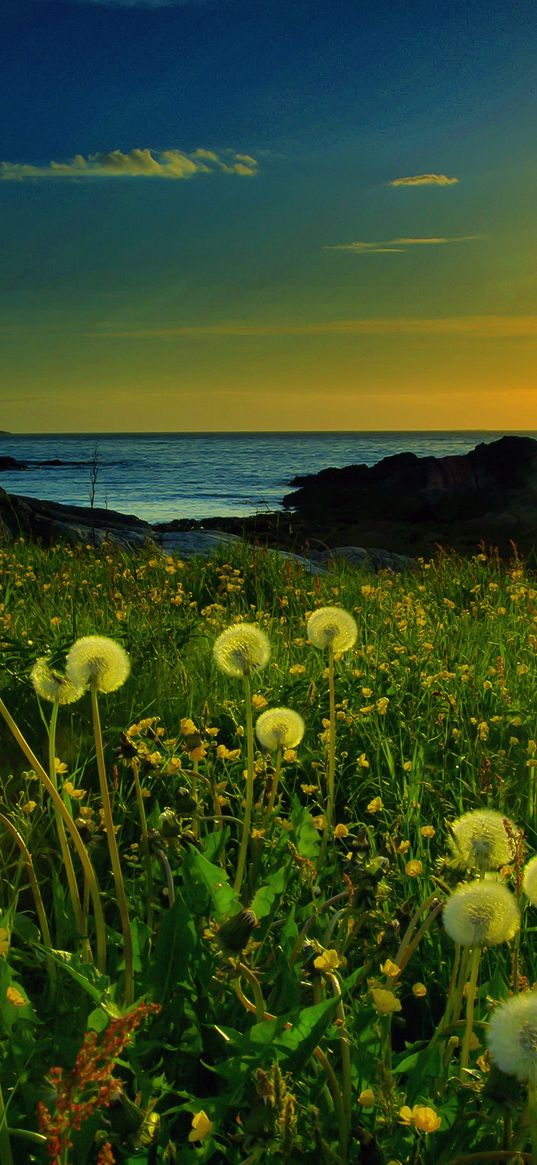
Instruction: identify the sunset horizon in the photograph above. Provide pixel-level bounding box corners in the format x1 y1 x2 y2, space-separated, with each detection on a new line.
1 0 536 432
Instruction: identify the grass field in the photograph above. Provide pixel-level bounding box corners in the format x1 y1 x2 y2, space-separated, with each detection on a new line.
1 535 537 1164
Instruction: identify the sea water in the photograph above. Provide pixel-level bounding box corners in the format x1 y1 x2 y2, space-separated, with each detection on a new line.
0 431 534 524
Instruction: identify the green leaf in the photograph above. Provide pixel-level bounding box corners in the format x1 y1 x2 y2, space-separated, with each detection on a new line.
147 892 197 1002
291 797 321 859
183 847 240 923
249 866 287 920
34 946 111 1006
272 997 340 1072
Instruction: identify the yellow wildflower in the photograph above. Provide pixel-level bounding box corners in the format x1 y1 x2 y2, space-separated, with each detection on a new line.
405 860 423 877
22 801 37 815
334 823 349 839
63 782 86 801
370 988 401 1014
313 949 341 972
358 1089 375 1107
54 758 68 775
188 1111 213 1142
367 797 383 814
420 825 436 839
300 784 317 795
252 694 268 710
412 983 427 998
312 814 327 831
289 664 306 675
6 986 26 1008
358 753 370 768
376 697 389 715
216 745 242 762
380 959 401 978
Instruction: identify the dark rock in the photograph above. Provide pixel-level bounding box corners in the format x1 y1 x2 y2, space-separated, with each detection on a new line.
282 436 537 557
0 457 28 471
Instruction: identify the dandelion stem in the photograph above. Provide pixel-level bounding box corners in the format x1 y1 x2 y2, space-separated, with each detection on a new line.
238 962 266 1022
460 944 482 1081
0 697 106 974
131 758 154 933
90 684 134 1005
233 674 255 897
0 815 56 989
0 1083 13 1165
48 701 87 949
320 646 336 865
327 972 351 1163
528 1081 537 1165
264 744 283 823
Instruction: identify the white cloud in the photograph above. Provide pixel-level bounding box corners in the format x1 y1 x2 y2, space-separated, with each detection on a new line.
324 236 479 254
0 147 258 181
389 173 459 187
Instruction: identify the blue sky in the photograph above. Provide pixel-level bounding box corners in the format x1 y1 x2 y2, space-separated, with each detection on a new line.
1 0 536 430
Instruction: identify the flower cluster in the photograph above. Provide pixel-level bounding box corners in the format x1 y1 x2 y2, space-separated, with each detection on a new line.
37 1001 159 1163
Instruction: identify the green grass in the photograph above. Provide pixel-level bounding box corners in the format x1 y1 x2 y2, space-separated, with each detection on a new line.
1 535 537 1164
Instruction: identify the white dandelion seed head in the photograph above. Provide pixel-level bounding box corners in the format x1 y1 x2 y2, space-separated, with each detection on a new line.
523 856 537 905
488 991 537 1083
65 635 131 693
30 657 85 705
449 809 517 872
213 624 271 678
255 707 305 751
306 607 358 652
442 880 520 947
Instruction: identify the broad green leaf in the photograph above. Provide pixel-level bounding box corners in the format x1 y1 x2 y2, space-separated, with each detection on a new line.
34 946 111 1006
148 892 197 1002
291 797 321 859
249 866 287 920
183 847 240 923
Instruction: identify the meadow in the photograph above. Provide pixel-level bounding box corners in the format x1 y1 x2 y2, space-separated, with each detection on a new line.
1 535 537 1164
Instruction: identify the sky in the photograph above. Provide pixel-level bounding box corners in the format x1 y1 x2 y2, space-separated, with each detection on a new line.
1 0 537 432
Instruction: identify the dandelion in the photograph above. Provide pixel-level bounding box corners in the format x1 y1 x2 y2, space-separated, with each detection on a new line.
306 607 357 653
444 879 520 1080
214 626 271 895
213 624 270 678
65 635 130 694
255 708 305 751
523 856 537 904
449 808 517 872
443 880 520 948
30 658 85 705
488 991 537 1083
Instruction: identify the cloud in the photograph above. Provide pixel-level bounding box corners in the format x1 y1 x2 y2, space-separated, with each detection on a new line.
389 173 459 187
324 236 478 254
96 315 537 339
0 147 258 181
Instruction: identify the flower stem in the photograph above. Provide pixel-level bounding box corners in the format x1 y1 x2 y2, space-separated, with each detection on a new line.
48 702 87 948
0 1083 13 1165
0 815 56 989
264 745 283 823
528 1081 537 1165
460 945 482 1081
0 697 106 973
233 674 254 897
132 759 154 933
90 685 134 1005
320 647 336 864
327 972 351 1163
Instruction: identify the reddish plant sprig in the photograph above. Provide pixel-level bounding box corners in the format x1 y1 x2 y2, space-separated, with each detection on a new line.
37 1001 160 1164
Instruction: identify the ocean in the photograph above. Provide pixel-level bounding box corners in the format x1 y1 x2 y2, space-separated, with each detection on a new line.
0 431 534 525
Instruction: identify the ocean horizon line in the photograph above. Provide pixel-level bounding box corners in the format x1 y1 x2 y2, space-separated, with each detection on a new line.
3 428 537 439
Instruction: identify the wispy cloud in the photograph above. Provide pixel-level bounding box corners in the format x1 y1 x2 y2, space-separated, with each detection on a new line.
389 173 459 187
95 315 537 339
324 236 478 254
0 147 258 181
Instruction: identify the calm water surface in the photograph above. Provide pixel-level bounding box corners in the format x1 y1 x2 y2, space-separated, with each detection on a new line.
0 431 534 523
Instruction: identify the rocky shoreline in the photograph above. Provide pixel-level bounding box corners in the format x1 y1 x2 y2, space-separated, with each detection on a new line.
1 434 537 572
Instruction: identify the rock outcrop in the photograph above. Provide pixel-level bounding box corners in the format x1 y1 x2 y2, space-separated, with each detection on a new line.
281 435 537 557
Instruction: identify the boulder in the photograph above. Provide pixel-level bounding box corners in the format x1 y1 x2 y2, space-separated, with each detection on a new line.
282 436 537 556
